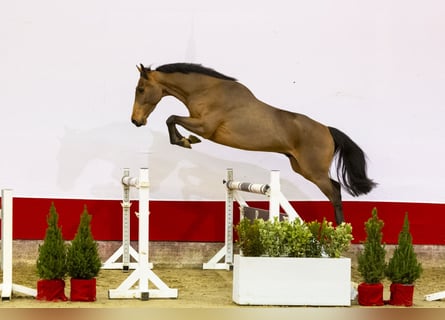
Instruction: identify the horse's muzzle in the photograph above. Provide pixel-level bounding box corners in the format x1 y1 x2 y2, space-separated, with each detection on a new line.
131 119 143 127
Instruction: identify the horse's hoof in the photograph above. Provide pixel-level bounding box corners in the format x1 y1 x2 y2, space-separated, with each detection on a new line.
188 135 201 144
179 138 192 149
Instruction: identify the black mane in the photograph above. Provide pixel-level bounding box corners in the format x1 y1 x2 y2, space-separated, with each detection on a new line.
155 63 237 81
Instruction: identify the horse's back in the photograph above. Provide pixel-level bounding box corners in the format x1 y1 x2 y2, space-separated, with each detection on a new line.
198 78 333 154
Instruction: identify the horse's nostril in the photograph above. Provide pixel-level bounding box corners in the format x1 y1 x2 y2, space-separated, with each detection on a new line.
131 119 142 127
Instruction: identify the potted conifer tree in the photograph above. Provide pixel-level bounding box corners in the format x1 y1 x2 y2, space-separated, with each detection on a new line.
385 213 422 306
66 205 102 301
36 202 68 301
357 208 387 306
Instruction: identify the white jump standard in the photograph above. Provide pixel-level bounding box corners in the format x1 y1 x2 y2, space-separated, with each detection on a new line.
0 189 37 300
102 168 141 271
203 168 301 270
108 168 178 300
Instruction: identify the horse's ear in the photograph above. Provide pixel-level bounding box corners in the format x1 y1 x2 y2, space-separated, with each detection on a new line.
137 63 149 79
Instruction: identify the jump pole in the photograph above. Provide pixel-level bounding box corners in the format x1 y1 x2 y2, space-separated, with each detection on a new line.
108 168 177 300
425 290 445 301
203 168 301 270
0 189 37 300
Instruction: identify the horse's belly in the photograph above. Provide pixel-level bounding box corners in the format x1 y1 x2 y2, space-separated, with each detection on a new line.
210 127 287 153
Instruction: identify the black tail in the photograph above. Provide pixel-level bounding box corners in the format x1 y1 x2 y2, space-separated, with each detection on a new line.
328 127 377 196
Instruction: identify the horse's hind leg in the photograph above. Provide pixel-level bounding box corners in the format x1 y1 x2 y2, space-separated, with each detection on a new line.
310 176 344 225
287 155 344 224
329 179 344 224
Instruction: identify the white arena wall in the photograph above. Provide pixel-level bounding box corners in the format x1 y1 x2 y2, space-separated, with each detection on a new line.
1 1 445 244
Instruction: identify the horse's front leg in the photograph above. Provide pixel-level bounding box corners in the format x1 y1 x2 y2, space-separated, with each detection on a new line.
166 115 202 149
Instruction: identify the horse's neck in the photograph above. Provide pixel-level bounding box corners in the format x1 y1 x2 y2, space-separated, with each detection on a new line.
154 72 218 104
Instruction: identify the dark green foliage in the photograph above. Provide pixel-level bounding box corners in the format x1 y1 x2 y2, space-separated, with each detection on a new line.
357 208 387 284
385 213 422 284
235 218 264 256
36 203 67 280
66 206 102 279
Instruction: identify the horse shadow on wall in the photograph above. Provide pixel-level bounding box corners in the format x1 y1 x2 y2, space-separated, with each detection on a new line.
56 123 312 200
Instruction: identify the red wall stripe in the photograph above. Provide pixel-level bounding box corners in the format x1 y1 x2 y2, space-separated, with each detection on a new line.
1 198 444 245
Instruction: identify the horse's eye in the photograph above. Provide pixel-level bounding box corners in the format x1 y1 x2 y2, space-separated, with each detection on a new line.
137 87 144 94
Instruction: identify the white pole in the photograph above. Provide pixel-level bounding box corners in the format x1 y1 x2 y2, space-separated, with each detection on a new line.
121 168 131 271
225 168 234 265
1 189 13 299
269 170 280 220
138 168 150 300
0 189 36 299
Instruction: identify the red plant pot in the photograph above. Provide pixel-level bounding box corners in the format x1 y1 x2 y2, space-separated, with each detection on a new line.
70 278 97 302
36 279 68 301
357 282 384 306
389 283 415 306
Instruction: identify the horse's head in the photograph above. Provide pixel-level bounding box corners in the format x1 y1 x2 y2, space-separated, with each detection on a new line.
131 64 163 127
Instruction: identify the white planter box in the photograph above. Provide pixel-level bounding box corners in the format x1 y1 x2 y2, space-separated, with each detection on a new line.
233 254 351 306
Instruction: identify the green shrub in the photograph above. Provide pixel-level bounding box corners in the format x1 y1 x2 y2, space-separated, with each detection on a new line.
357 208 387 284
235 218 264 256
285 219 313 257
259 217 291 257
326 222 354 258
306 218 353 258
306 220 323 257
66 206 102 279
385 213 422 284
36 203 67 280
236 216 353 258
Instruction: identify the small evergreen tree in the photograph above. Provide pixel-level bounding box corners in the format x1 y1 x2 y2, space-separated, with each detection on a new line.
385 213 422 284
357 208 387 284
66 206 102 279
36 203 67 280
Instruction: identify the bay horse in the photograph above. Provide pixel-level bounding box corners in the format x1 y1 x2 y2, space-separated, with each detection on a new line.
131 63 376 224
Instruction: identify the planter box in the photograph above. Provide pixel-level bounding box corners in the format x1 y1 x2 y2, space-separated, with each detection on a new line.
36 279 68 301
70 278 97 302
233 254 351 306
389 283 415 306
357 282 384 306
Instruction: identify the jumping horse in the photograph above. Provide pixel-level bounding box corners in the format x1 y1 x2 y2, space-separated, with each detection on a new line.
131 63 376 224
